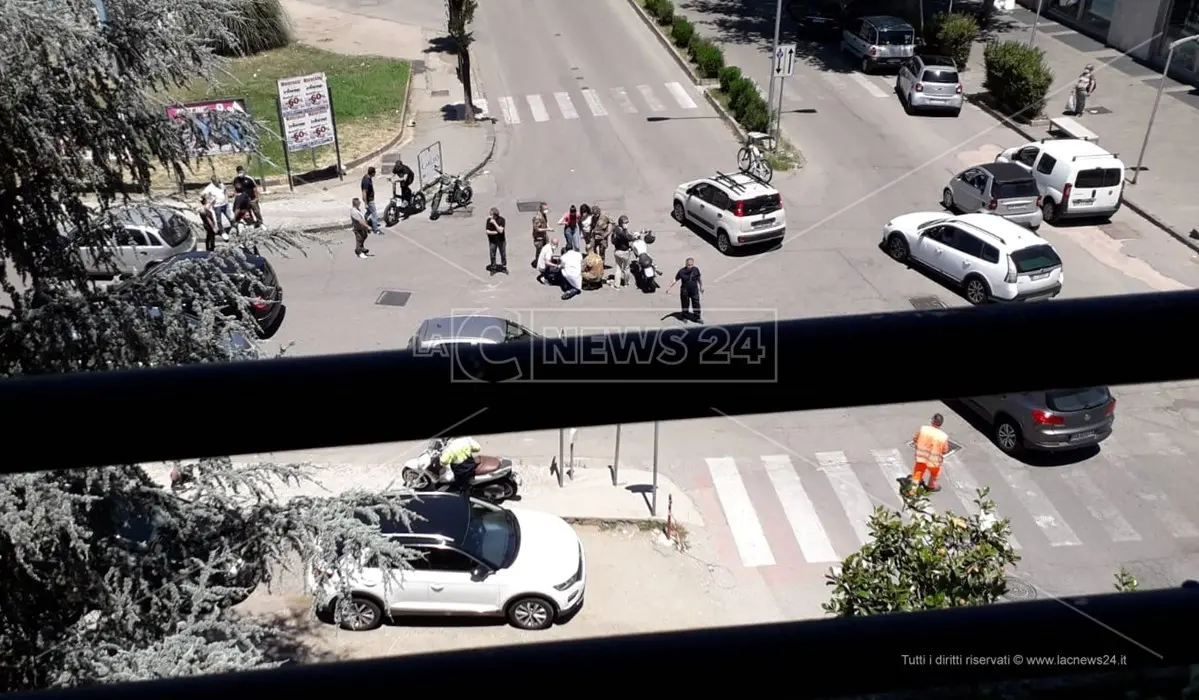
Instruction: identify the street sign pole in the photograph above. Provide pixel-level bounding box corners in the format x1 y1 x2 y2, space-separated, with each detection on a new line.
771 44 796 144
765 0 783 131
775 77 785 141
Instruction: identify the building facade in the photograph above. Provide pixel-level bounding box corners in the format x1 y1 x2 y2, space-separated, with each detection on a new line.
1021 0 1199 82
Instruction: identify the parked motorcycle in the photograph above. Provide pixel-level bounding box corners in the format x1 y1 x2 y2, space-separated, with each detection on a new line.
629 230 659 293
401 438 520 503
383 177 426 226
428 169 473 221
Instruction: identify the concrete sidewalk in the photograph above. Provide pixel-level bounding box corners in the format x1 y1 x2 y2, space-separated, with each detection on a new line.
977 6 1199 250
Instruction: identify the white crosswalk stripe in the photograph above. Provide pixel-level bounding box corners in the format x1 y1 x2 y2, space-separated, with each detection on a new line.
525 94 550 122
554 91 578 120
637 84 666 112
498 96 520 125
847 71 889 98
580 88 607 117
665 81 698 109
699 436 1197 571
609 87 638 113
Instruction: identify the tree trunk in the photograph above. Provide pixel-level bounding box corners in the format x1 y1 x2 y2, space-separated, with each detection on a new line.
460 49 475 124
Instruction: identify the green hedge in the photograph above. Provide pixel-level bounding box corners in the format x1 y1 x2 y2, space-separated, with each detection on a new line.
691 38 724 79
670 16 694 48
982 40 1053 119
724 76 768 132
718 65 741 92
926 12 979 71
644 0 673 25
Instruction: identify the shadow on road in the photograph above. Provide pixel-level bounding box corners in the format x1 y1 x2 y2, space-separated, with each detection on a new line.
424 35 457 54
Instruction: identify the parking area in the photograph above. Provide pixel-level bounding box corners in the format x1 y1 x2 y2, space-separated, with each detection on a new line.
235 523 780 661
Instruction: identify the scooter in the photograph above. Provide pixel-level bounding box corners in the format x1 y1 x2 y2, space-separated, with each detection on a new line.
428 169 473 221
400 439 521 503
629 230 659 293
383 178 426 226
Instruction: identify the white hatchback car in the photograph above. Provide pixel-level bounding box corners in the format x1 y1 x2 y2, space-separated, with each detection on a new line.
310 492 586 631
882 212 1064 304
672 171 786 254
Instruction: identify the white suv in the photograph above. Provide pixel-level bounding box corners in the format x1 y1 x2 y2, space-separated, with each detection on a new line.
310 492 586 631
882 212 1063 304
672 171 785 254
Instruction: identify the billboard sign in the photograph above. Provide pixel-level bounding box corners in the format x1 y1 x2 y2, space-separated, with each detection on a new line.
165 99 250 157
277 72 337 153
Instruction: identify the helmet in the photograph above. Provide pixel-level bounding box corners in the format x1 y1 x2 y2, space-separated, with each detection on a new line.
644 232 656 244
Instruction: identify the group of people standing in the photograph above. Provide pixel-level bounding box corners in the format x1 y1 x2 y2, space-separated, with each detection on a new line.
526 201 639 300
197 166 263 251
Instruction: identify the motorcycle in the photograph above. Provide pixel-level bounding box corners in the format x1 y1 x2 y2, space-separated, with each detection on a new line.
383 177 426 226
428 170 473 221
629 230 659 293
400 438 521 503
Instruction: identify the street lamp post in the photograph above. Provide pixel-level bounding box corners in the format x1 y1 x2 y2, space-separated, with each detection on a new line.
1027 0 1043 48
765 0 783 131
1132 34 1199 185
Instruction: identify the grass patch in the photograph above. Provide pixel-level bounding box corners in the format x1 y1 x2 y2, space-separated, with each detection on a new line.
164 43 409 187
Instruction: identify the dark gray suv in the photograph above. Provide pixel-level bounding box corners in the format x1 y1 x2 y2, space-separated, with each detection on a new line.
959 388 1116 455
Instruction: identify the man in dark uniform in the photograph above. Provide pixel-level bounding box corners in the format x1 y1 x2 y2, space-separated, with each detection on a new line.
391 157 415 218
666 257 703 323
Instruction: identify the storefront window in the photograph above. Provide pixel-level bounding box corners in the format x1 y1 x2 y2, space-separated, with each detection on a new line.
1079 0 1115 32
1162 0 1199 77
1047 0 1082 19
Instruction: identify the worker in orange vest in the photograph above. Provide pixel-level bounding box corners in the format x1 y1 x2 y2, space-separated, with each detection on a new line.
908 413 950 496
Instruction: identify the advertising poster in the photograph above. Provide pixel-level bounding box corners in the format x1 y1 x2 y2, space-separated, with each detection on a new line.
165 99 249 157
277 72 337 152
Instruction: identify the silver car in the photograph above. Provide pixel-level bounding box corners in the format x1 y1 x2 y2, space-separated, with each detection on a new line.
408 314 538 353
70 205 197 278
943 162 1044 230
841 15 916 73
896 55 963 115
959 387 1116 455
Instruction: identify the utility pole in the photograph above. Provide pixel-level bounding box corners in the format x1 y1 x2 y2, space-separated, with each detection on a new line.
765 0 783 130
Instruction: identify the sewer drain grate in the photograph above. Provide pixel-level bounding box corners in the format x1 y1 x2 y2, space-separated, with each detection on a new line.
375 290 412 307
411 60 426 74
1001 577 1037 601
431 89 450 97
516 200 542 213
909 295 947 311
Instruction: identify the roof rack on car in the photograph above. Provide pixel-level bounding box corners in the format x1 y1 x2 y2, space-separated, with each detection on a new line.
713 171 748 192
1072 152 1118 161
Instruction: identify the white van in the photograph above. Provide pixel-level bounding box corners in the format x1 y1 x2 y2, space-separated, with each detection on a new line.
995 138 1124 224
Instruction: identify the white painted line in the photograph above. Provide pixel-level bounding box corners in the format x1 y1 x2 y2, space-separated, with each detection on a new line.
553 92 579 120
847 71 889 98
706 457 774 567
1144 432 1185 456
763 455 839 563
525 94 550 122
580 88 607 117
871 448 917 510
998 466 1082 547
472 98 489 117
498 96 520 125
609 87 638 113
1058 469 1140 542
1103 439 1198 538
943 454 1021 549
815 451 874 547
637 84 665 112
665 81 698 109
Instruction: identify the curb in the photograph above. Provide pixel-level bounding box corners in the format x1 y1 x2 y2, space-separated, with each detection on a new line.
625 0 703 86
562 517 666 528
969 94 1199 254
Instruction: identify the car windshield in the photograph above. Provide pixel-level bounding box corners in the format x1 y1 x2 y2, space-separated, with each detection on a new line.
994 179 1039 198
461 503 518 569
878 29 913 45
1010 244 1061 273
1045 388 1110 412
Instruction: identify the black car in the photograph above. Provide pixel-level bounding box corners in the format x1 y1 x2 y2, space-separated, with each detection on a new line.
140 249 284 337
790 0 847 36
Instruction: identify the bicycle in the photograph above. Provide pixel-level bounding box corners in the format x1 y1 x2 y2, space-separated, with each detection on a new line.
736 131 775 184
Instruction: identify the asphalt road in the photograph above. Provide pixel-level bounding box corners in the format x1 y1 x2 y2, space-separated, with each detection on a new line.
261 0 1199 614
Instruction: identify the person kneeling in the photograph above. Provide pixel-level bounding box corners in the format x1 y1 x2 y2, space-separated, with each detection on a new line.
536 237 561 285
559 247 584 300
581 248 605 290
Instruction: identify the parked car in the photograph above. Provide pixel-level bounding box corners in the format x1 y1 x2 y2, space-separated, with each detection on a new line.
143 307 259 361
408 314 539 353
995 138 1125 224
895 54 963 116
672 171 786 254
138 250 284 337
310 492 586 631
791 0 847 37
943 162 1043 230
68 204 197 278
841 15 916 73
958 388 1116 455
881 212 1063 304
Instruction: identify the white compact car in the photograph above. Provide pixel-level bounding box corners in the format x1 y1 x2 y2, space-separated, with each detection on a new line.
882 212 1063 304
995 138 1124 224
672 171 785 254
310 492 585 631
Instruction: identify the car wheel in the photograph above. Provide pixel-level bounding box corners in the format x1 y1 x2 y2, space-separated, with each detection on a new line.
672 200 686 223
886 232 909 263
941 189 956 212
336 595 384 631
507 596 555 630
963 275 990 305
994 416 1023 454
1041 198 1059 224
861 56 872 74
716 230 732 255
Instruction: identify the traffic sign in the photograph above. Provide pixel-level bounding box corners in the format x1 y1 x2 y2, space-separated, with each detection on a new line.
774 44 796 77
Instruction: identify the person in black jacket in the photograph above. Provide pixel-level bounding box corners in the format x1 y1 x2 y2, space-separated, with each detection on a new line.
610 215 633 289
391 157 415 217
486 207 507 274
666 257 703 323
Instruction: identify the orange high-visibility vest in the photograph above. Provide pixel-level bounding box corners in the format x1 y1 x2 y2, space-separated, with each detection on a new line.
914 425 949 467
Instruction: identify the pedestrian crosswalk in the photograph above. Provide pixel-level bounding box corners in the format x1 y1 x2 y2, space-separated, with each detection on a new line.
696 434 1199 570
480 81 699 126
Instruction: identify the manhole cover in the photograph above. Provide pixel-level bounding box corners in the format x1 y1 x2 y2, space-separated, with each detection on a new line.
516 200 542 213
909 295 947 311
411 60 426 74
375 290 412 307
906 439 963 457
1099 222 1138 240
431 89 450 97
1001 576 1037 601
1085 105 1112 115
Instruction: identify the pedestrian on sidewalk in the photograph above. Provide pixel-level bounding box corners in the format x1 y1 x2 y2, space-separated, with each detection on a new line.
666 257 703 323
486 206 508 274
531 201 550 267
233 166 263 225
197 193 218 251
559 204 581 252
908 413 949 496
361 167 381 234
203 177 231 239
578 204 593 250
350 197 372 259
1069 64 1097 116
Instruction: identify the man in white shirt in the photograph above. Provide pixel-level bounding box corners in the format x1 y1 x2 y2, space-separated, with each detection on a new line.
202 177 231 239
536 237 559 285
559 248 583 300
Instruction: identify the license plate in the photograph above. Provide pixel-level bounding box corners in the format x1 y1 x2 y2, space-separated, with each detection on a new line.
753 219 775 228
1073 199 1094 205
1031 272 1049 280
1070 431 1097 442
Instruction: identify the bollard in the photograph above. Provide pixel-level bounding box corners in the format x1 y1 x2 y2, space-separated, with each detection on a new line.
612 424 622 486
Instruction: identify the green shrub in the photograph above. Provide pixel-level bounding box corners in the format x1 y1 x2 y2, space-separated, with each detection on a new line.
739 97 769 133
728 77 755 116
642 0 660 15
718 65 742 93
212 0 292 57
983 40 1053 119
653 0 674 25
670 16 694 48
693 40 724 78
928 12 979 71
